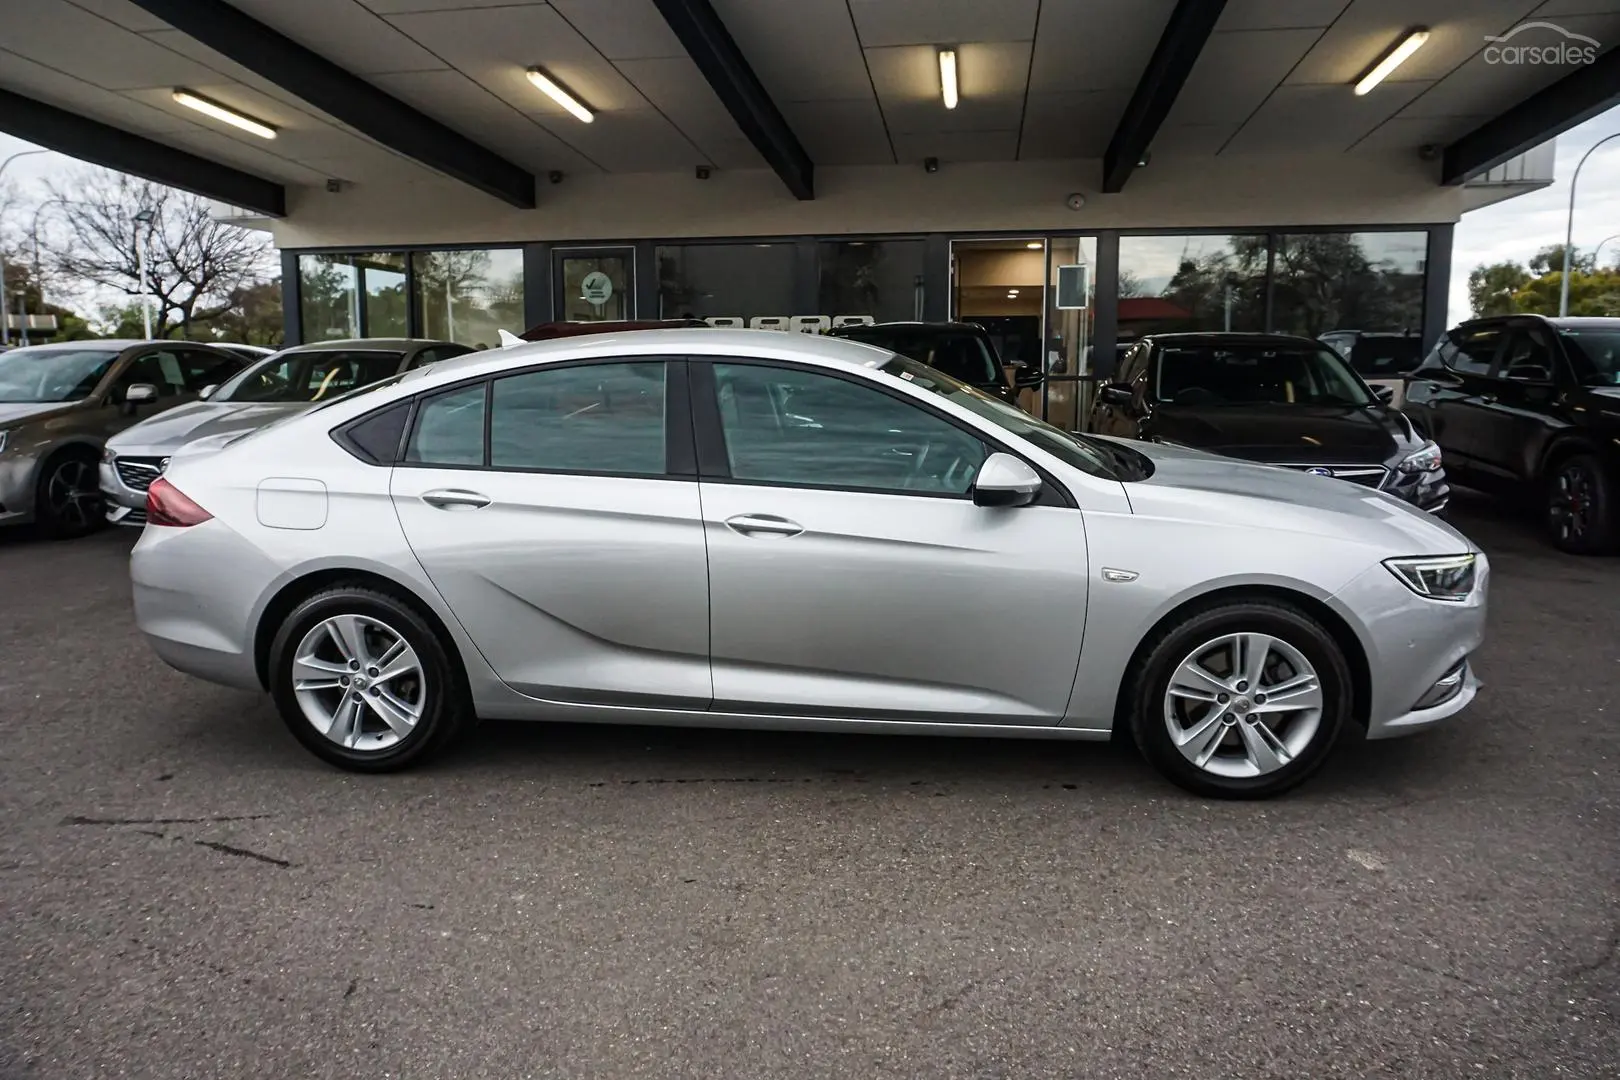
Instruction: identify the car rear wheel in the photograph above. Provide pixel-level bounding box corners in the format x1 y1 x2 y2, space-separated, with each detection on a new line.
1545 453 1617 555
268 585 473 771
1128 601 1351 799
34 449 104 540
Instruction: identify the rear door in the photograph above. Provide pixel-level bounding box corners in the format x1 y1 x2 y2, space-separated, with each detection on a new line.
1473 322 1570 484
390 357 711 708
1407 323 1507 476
693 359 1089 725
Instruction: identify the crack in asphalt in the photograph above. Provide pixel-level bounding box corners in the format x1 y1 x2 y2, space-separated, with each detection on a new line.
62 814 274 826
192 840 292 868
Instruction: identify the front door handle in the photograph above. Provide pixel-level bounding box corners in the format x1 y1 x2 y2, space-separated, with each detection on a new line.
1479 394 1498 405
725 513 803 537
421 488 491 510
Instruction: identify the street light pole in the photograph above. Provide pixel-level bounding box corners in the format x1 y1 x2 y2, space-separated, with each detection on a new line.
0 148 50 346
132 208 156 338
24 197 69 345
1592 233 1620 270
1560 131 1620 317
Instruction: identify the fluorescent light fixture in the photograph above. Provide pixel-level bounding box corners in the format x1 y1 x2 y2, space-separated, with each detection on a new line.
938 49 958 110
1354 28 1429 95
526 66 594 123
1025 241 1042 250
172 89 276 139
1007 289 1019 297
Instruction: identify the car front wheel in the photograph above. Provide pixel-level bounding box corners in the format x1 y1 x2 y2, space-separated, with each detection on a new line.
267 585 473 771
1545 453 1617 555
34 449 104 540
1128 600 1352 799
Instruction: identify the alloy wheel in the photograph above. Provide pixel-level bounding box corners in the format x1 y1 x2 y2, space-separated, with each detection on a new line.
1162 632 1324 779
291 614 427 752
1549 462 1595 545
45 459 99 530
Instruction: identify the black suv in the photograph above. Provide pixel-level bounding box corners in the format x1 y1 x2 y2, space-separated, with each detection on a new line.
1405 315 1620 553
827 321 1041 404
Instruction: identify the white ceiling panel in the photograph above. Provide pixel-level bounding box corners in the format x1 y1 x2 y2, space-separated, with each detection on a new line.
779 99 894 165
62 0 170 33
1286 0 1537 85
120 83 386 160
155 127 333 184
1152 123 1244 156
140 29 336 113
5 0 226 90
551 0 685 60
368 69 603 174
1224 80 1431 152
1017 91 1129 159
225 0 448 74
848 0 1040 47
386 5 646 113
1217 0 1349 31
0 48 196 134
551 110 712 172
613 56 765 169
866 42 1030 134
709 0 873 103
1027 0 1177 93
1352 112 1486 151
890 130 1020 163
1164 28 1323 126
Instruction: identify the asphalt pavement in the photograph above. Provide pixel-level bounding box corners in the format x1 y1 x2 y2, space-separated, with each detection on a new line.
1 495 1616 1079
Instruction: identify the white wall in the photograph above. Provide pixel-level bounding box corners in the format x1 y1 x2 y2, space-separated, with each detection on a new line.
268 153 1466 248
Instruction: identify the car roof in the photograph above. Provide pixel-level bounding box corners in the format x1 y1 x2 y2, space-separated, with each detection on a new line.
1140 332 1326 348
832 321 987 334
11 339 182 351
1461 315 1620 330
279 338 451 353
403 327 894 388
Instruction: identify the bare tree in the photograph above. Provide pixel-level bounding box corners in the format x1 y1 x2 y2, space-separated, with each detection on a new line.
40 169 275 338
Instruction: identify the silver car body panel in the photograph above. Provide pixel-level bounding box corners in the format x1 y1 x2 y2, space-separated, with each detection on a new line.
130 329 1486 743
100 401 309 514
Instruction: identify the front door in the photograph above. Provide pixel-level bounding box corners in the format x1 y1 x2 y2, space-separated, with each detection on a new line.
1410 323 1508 479
1474 323 1568 483
694 359 1089 725
553 248 634 323
389 357 711 707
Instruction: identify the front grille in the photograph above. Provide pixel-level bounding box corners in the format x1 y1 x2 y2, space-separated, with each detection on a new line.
1282 464 1388 489
114 456 165 492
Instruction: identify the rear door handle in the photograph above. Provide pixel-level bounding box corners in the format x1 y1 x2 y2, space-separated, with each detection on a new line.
421 488 491 510
725 513 803 537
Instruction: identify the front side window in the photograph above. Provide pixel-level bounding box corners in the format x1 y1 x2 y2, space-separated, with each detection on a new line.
714 363 986 495
0 347 121 403
1152 343 1370 407
118 350 189 398
489 362 666 474
178 349 242 391
1556 327 1620 386
216 350 406 403
1501 329 1556 383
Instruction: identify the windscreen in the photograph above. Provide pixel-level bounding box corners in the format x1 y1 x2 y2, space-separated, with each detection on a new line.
0 347 121 403
1153 343 1371 407
1347 336 1423 378
847 329 999 386
215 350 404 403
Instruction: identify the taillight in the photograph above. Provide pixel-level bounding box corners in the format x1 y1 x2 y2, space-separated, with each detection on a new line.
146 477 213 527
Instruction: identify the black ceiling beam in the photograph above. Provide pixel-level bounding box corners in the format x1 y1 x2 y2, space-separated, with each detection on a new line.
124 0 535 209
1102 0 1228 193
0 89 286 216
1442 47 1620 185
650 0 814 200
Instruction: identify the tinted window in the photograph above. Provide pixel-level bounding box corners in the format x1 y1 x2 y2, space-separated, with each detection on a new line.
0 347 121 403
1152 343 1370 406
1347 335 1423 378
117 350 192 398
340 401 410 464
714 363 986 495
839 328 999 386
405 383 486 467
178 349 242 391
1120 343 1149 384
217 350 405 403
1501 329 1556 383
1556 327 1620 385
490 362 666 474
1441 326 1503 376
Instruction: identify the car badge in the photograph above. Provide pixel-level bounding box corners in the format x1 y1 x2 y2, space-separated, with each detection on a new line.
159 457 171 472
1306 467 1334 477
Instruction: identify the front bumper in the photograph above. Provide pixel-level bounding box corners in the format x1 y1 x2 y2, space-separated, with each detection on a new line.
99 454 165 525
0 454 36 526
1383 466 1449 514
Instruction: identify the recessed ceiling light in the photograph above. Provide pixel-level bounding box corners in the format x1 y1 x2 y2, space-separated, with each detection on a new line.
938 49 958 110
526 66 594 123
1025 241 1042 250
1354 28 1429 95
172 89 276 139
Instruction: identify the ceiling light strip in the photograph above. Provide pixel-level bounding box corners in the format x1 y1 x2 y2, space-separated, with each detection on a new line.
1354 28 1429 95
527 67 594 123
172 89 277 139
938 49 958 110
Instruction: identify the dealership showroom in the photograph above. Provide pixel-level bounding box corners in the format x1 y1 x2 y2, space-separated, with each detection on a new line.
3 0 1620 1075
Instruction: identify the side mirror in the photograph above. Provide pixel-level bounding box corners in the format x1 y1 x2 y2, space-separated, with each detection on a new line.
123 383 158 411
972 452 1042 508
1373 384 1395 404
1011 364 1046 390
1099 383 1134 407
198 384 219 400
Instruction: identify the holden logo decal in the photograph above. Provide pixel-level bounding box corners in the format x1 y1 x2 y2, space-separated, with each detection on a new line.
159 457 171 472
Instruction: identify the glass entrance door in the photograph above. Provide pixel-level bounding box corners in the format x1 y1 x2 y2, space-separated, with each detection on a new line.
554 247 634 322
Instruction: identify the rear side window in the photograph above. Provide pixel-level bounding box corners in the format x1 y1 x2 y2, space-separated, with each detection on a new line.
336 401 410 464
1439 326 1503 375
405 383 487 467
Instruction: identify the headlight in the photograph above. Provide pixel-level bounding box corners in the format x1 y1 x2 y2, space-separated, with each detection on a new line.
1384 553 1477 602
1397 440 1442 474
102 446 116 463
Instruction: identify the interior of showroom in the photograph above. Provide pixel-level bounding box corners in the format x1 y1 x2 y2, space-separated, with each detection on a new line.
4 0 1618 426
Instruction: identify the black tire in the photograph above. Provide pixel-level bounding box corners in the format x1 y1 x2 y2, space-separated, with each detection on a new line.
268 584 474 772
34 448 104 540
1544 453 1617 555
1127 600 1352 799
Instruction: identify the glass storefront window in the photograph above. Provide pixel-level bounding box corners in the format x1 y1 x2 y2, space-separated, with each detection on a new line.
1270 231 1426 341
656 243 796 325
1117 234 1266 341
817 240 926 323
558 250 632 322
298 252 408 340
413 248 524 348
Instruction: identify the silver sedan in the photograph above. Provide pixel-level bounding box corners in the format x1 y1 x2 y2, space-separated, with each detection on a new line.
130 329 1487 798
